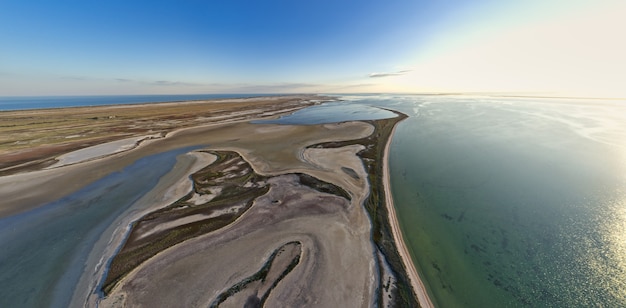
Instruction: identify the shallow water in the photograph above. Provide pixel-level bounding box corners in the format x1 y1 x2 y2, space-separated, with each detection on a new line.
1 94 625 307
0 147 197 307
252 101 397 125
377 95 626 307
269 94 626 307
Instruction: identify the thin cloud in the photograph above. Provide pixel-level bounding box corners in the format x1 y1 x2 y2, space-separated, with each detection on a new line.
152 80 197 86
329 83 376 91
368 70 412 78
59 75 90 81
223 82 323 93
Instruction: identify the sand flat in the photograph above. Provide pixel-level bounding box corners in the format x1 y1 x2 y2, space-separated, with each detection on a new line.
97 122 379 307
0 96 324 217
0 96 428 307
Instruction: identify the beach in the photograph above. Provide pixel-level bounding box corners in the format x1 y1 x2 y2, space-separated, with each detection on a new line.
383 119 434 308
0 95 431 307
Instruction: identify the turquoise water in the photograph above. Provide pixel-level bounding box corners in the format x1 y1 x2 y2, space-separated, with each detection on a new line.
269 94 626 306
377 95 626 307
0 147 197 307
382 97 626 307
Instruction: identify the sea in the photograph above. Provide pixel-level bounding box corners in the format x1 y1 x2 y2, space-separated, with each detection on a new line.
0 94 274 111
1 94 625 307
264 94 626 307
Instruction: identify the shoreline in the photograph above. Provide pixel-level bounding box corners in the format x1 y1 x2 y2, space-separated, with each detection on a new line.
74 150 217 307
0 94 329 113
382 120 435 308
0 96 326 218
0 96 432 306
0 95 326 175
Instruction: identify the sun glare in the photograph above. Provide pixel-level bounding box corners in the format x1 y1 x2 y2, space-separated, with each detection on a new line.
387 1 626 97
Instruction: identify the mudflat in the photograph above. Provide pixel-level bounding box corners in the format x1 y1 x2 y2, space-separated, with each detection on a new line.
0 96 423 307
0 95 321 216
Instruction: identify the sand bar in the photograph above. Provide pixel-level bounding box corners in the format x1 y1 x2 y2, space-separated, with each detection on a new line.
0 96 323 217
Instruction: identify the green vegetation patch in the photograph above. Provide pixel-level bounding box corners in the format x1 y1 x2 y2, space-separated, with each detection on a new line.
209 241 302 308
101 150 359 296
102 150 269 295
296 172 351 201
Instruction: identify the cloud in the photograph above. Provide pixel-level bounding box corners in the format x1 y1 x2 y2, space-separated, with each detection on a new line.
59 75 90 81
219 82 323 93
368 70 411 78
328 83 376 91
114 78 200 86
151 80 200 87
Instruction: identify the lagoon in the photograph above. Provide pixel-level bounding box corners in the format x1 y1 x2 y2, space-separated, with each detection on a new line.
0 147 198 307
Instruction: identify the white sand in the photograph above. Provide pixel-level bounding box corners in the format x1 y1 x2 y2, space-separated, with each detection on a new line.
48 134 163 168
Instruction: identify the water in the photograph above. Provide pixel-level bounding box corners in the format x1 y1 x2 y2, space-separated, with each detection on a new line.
2 94 625 307
371 95 625 307
252 101 397 125
0 147 197 307
0 94 275 111
260 94 626 306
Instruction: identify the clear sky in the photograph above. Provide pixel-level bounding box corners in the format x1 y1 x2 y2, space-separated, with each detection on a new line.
1 0 624 97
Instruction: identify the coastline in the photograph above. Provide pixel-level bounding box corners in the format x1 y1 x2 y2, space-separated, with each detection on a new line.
0 96 431 307
0 95 324 176
382 119 435 308
0 96 325 218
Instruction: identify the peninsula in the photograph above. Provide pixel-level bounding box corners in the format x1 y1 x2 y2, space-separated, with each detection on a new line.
0 96 431 307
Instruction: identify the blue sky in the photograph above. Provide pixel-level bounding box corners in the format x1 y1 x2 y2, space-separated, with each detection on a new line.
1 0 624 96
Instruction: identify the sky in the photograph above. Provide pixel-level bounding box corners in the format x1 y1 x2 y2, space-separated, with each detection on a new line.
1 0 624 97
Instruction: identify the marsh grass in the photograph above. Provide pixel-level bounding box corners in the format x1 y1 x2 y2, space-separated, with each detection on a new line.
307 112 419 307
102 150 352 295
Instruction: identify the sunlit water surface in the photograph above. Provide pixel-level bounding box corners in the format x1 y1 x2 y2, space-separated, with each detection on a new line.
276 94 626 306
1 95 625 307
